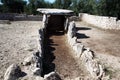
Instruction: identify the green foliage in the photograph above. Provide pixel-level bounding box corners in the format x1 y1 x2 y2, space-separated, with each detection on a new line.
1 0 27 13
25 0 53 14
0 0 120 19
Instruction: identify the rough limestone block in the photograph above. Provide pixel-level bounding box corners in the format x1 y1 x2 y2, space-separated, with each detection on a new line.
42 14 47 23
36 76 44 80
73 43 84 58
67 21 76 38
64 18 69 33
85 59 104 79
44 72 61 80
22 55 34 66
81 48 94 62
33 67 42 76
0 20 11 24
86 60 99 77
69 37 77 46
4 64 22 80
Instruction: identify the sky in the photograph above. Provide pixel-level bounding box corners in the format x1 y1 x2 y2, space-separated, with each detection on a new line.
0 0 55 4
25 0 55 3
45 0 55 3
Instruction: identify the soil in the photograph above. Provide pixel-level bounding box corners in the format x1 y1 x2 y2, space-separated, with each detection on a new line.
43 31 87 80
1 20 120 80
0 21 42 80
75 21 120 79
76 21 120 57
0 21 88 80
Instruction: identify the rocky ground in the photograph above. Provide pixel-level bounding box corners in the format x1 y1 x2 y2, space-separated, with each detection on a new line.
0 20 120 80
0 21 42 80
76 21 120 79
43 31 89 80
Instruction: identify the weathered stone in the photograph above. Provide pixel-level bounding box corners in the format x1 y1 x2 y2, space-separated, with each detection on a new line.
69 37 77 46
85 59 103 79
81 48 94 62
22 55 33 66
42 14 47 23
71 21 77 37
37 9 74 15
72 77 83 80
64 18 69 33
32 51 43 76
102 75 110 80
73 43 84 58
4 64 22 80
36 76 44 80
0 20 11 24
44 72 61 80
33 68 42 76
67 21 76 38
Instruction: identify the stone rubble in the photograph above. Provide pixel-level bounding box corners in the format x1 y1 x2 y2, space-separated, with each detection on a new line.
4 27 45 80
4 64 22 80
67 21 105 80
0 20 11 24
44 72 61 80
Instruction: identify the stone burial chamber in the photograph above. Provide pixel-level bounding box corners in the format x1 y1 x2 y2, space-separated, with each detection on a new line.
4 9 107 80
37 8 74 33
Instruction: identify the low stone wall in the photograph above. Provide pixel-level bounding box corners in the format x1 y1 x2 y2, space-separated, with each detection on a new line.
79 13 120 30
14 15 43 21
0 13 42 21
66 21 106 79
0 13 18 20
4 27 45 80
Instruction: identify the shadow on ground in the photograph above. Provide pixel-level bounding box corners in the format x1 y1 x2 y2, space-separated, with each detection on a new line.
76 27 91 31
76 27 91 39
42 31 64 76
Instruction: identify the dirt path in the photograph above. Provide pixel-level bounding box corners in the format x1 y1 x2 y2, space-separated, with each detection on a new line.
43 32 86 80
76 21 120 57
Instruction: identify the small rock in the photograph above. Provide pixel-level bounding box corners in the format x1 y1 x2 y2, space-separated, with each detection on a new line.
22 55 33 66
70 37 77 46
4 64 22 80
36 76 44 80
33 68 42 76
44 72 61 80
86 59 100 78
73 43 84 58
81 48 94 62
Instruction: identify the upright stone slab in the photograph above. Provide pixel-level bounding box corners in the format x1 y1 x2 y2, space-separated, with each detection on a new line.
4 64 22 80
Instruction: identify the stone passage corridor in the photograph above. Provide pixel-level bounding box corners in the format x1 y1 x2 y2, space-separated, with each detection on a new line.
43 31 86 80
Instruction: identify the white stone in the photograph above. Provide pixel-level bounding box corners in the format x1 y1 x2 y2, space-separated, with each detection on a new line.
64 18 69 32
36 76 44 80
81 48 94 62
33 68 42 76
85 60 100 78
4 64 22 80
37 8 73 15
22 55 34 66
73 43 84 58
44 72 61 80
69 37 77 46
0 20 11 24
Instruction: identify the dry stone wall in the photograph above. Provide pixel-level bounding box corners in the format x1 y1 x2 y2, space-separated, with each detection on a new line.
0 13 42 21
4 27 45 80
67 21 106 80
79 13 120 30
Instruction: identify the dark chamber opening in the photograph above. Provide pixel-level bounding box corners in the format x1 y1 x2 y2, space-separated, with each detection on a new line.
43 15 65 76
46 15 65 32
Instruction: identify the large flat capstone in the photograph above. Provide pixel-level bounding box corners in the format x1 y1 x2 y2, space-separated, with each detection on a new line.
37 8 74 15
